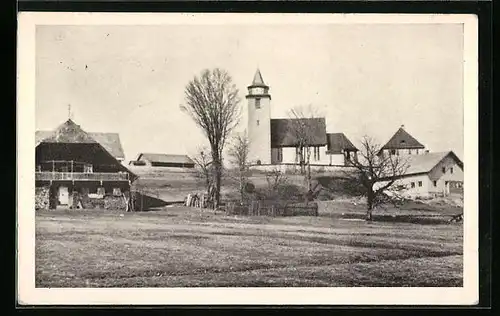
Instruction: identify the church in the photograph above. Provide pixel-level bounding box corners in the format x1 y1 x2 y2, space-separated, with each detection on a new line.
246 69 359 167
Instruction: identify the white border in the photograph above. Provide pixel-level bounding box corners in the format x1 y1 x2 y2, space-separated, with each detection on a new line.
17 12 479 306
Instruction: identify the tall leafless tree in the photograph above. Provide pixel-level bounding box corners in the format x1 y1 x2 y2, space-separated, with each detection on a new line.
344 136 410 221
288 105 320 192
227 131 250 204
181 68 241 209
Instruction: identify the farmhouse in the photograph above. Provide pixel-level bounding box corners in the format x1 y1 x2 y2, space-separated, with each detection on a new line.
247 69 358 167
35 119 137 211
375 151 464 198
129 153 195 168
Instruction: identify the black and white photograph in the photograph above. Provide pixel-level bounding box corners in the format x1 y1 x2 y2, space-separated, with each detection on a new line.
17 12 478 305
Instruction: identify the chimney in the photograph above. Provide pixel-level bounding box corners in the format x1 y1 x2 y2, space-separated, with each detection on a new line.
400 124 405 129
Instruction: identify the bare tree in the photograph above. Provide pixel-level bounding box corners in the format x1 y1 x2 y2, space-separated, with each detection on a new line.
181 68 241 209
265 167 288 199
344 136 410 221
288 105 321 192
227 131 250 203
191 147 213 197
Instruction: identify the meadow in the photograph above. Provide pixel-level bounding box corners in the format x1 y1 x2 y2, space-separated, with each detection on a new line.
36 167 463 287
35 204 463 288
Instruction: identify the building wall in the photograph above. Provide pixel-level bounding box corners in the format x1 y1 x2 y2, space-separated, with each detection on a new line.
380 148 426 157
374 174 431 198
427 156 464 195
326 153 346 166
35 181 131 210
248 96 272 165
277 145 331 165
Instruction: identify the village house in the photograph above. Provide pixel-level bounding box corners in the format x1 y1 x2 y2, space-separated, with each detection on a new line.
373 127 463 198
129 153 195 168
375 151 464 198
246 69 358 167
35 119 137 211
377 125 426 157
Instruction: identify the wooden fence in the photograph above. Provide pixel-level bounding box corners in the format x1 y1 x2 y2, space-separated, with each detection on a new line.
225 200 318 217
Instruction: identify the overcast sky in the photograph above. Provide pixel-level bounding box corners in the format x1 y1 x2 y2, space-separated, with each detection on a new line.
35 23 464 161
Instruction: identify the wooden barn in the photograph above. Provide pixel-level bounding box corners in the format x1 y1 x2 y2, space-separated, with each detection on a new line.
35 119 137 211
129 153 195 168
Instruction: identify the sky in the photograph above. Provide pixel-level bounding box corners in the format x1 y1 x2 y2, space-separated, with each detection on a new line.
35 23 464 162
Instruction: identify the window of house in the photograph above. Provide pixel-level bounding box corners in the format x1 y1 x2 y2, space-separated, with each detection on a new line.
84 164 93 173
390 149 396 155
416 149 419 154
411 182 415 188
256 120 260 126
255 98 261 109
451 167 454 174
442 167 446 173
113 188 122 196
418 181 422 187
277 148 283 162
36 165 41 172
408 149 412 154
97 187 105 196
61 166 69 172
433 181 437 187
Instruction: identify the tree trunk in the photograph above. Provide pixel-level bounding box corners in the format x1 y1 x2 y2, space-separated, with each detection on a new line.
366 192 374 221
213 161 222 210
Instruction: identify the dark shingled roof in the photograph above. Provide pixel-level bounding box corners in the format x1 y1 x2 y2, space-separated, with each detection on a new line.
35 119 135 180
381 126 425 150
326 133 358 154
36 120 126 160
270 118 327 148
137 153 195 165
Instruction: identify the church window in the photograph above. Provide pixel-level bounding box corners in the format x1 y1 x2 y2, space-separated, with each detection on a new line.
255 98 261 109
295 147 301 163
442 167 446 173
313 146 321 161
451 167 454 174
256 120 259 126
277 148 283 162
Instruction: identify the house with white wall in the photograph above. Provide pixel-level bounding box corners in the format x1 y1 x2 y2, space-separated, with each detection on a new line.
246 69 357 168
374 151 464 198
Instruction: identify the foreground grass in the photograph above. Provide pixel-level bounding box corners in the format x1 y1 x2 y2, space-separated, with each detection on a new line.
36 207 463 288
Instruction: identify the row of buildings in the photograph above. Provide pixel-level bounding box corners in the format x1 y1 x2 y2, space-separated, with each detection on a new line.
245 69 464 197
34 69 463 210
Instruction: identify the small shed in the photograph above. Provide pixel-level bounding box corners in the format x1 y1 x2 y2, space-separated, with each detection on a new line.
131 153 195 168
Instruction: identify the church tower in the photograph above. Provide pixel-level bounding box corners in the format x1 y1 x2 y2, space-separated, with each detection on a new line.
246 69 272 165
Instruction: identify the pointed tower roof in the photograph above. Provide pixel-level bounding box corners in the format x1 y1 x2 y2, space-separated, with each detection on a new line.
249 68 268 88
381 125 425 150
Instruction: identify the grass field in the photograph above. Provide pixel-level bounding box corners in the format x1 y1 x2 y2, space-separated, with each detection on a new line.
36 204 463 288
